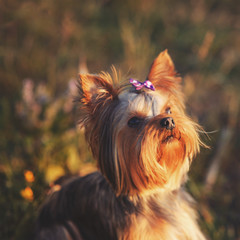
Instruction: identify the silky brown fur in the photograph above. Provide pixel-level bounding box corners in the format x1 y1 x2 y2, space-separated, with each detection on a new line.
35 50 206 240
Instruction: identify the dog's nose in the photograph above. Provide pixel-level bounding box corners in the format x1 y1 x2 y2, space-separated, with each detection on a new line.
160 117 175 130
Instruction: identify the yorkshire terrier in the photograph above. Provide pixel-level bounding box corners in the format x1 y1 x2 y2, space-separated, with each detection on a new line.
35 50 206 240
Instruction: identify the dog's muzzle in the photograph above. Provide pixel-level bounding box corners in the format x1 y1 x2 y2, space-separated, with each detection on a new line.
160 117 175 130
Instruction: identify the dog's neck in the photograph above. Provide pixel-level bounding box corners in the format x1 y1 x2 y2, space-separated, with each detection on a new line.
118 156 190 201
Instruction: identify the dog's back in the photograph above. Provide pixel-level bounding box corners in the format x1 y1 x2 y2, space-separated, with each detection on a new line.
35 172 135 240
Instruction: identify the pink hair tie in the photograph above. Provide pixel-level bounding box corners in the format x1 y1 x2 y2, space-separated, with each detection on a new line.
130 78 155 91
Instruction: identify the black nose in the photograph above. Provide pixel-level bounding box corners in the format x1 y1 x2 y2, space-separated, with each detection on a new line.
160 117 175 130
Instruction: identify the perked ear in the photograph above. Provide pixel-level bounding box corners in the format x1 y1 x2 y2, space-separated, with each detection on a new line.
78 73 117 112
147 50 180 83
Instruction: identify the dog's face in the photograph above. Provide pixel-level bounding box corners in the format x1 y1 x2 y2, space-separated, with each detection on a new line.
77 50 200 195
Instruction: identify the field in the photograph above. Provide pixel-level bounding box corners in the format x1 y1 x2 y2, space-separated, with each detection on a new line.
0 0 240 239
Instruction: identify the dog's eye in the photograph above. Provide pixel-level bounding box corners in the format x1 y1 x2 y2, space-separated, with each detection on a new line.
128 117 143 128
166 107 172 114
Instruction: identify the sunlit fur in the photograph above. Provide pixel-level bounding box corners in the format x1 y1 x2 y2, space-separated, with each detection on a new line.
78 50 201 197
35 50 206 240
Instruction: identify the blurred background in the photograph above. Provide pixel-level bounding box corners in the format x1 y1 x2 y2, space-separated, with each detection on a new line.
0 0 239 239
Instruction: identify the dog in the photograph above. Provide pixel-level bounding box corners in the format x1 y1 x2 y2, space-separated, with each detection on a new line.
35 50 206 240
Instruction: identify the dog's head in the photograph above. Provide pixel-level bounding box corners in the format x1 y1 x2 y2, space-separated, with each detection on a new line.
77 50 201 195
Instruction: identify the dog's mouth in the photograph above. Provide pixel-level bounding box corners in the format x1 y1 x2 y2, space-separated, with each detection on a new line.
164 135 174 142
161 131 181 143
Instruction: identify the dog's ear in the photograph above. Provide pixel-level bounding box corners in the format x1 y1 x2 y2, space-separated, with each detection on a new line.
147 49 176 79
78 73 117 111
147 50 181 87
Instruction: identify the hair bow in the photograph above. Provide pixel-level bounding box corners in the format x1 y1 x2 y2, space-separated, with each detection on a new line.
129 78 155 91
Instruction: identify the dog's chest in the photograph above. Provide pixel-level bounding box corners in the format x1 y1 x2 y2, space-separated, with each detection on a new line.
121 191 205 240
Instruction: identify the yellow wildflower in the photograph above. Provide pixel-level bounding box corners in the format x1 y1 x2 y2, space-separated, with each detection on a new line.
20 186 34 201
24 170 35 183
